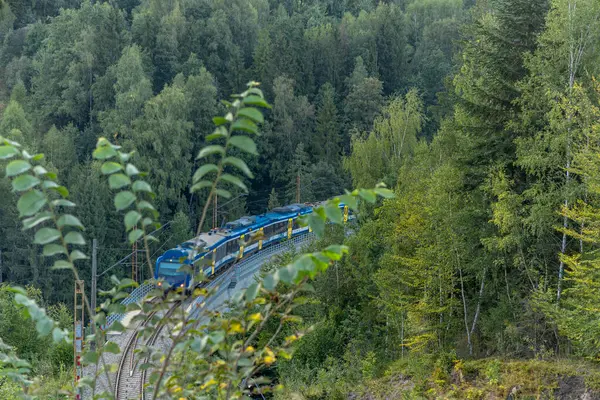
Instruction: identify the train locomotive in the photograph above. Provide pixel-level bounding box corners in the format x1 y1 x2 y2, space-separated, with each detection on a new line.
154 202 350 290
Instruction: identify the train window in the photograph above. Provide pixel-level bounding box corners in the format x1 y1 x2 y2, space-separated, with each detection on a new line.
278 222 286 233
226 239 239 255
216 245 226 261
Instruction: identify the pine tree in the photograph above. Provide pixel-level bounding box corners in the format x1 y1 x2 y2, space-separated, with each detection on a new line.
100 45 153 140
285 142 314 203
154 1 185 90
268 188 281 210
315 82 341 164
253 29 274 94
0 100 32 142
345 56 368 91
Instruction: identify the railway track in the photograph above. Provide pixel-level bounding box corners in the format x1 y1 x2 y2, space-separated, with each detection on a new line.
114 302 181 399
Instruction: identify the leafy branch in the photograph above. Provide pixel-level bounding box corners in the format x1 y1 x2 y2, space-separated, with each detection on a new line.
191 81 270 238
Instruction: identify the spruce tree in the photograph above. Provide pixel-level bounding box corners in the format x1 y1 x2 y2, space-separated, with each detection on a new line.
315 82 341 164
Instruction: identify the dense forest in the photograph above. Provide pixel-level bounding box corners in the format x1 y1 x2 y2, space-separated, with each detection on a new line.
3 0 600 398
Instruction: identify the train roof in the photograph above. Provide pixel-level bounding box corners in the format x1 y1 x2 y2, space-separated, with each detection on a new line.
159 200 345 264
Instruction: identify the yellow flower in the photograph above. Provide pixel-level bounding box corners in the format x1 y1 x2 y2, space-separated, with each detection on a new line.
228 321 244 334
200 378 217 390
262 348 276 365
248 313 262 322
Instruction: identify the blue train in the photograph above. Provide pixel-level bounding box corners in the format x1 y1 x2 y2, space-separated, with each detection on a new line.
154 201 350 289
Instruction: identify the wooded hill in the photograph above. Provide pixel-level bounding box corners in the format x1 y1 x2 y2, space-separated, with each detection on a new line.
2 0 600 398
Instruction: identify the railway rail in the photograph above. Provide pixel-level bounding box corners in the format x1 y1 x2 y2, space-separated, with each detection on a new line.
109 233 318 399
114 302 181 400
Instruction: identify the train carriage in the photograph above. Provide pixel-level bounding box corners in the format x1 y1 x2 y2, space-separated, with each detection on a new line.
155 202 351 290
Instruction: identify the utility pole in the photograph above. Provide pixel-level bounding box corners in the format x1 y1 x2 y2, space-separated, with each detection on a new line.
296 175 300 203
212 193 218 229
91 239 97 318
132 237 138 283
74 280 85 400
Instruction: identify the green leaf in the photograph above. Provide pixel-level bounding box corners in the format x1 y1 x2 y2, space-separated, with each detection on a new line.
57 214 84 229
125 164 140 176
51 199 75 207
223 157 253 178
229 136 257 155
43 244 66 256
70 250 88 261
104 342 120 354
142 217 155 227
221 174 248 191
325 203 343 224
114 191 136 211
190 180 213 193
128 229 143 243
263 273 279 291
192 164 219 183
339 194 358 211
82 351 99 365
216 188 232 199
101 162 122 175
23 212 52 230
358 189 376 203
0 145 19 159
32 165 49 177
374 187 395 199
52 260 73 270
118 151 133 163
238 107 264 123
276 265 296 284
109 173 131 189
137 201 155 211
6 160 31 177
231 118 258 135
41 180 58 189
206 126 227 141
124 211 141 230
132 180 153 193
197 145 225 159
245 282 260 302
242 86 264 97
324 245 348 256
21 150 37 160
64 232 85 245
34 228 61 245
52 327 67 343
50 185 69 198
12 174 40 192
242 95 271 108
17 190 46 217
93 145 117 160
209 331 225 345
308 214 325 237
213 116 227 126
36 317 53 336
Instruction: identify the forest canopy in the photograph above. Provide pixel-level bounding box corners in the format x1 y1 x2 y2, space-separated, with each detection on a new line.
3 0 600 398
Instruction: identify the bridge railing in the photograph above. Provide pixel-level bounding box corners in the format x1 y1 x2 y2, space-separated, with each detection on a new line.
189 233 315 320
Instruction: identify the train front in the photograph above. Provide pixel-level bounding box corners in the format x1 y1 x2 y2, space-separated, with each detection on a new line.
155 241 203 290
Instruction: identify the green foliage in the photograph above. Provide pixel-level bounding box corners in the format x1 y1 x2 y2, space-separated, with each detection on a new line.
7 1 600 399
345 90 423 189
0 80 393 399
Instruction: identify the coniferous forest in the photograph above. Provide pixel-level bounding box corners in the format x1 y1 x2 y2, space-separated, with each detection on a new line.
2 0 600 398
